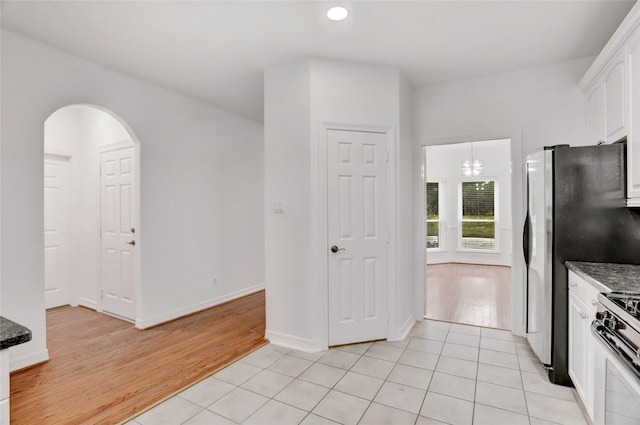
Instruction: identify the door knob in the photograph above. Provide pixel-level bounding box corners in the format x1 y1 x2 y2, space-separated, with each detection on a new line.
126 240 136 246
330 245 345 253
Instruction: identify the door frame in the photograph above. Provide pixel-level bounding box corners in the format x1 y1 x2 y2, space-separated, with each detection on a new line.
316 122 397 350
98 140 141 323
418 130 526 336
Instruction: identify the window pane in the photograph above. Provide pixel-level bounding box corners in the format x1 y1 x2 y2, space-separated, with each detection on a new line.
426 222 439 248
461 221 495 250
461 181 494 219
426 182 439 219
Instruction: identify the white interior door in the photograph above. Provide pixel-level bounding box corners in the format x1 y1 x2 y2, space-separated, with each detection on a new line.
44 155 71 308
101 147 136 320
328 129 388 346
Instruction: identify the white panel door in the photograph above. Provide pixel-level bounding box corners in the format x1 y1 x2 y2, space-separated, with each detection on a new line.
328 129 388 346
101 147 136 320
44 155 71 308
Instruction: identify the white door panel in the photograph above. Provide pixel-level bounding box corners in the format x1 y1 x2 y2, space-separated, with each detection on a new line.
44 155 71 308
328 130 388 346
101 147 136 320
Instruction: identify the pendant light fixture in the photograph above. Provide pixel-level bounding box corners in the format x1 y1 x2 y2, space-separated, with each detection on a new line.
461 142 484 176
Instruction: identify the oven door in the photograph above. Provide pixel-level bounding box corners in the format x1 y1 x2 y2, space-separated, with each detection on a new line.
592 324 640 425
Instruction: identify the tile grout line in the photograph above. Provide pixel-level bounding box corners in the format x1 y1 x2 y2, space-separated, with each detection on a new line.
234 347 328 423
515 349 534 425
415 321 451 424
242 332 505 424
203 348 307 423
253 348 334 425
293 342 376 425
354 342 393 425
144 321 581 425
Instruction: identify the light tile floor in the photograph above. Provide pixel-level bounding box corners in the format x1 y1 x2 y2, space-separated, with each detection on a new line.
127 320 588 425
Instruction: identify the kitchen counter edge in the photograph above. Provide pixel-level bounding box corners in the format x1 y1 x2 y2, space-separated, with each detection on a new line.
565 261 640 294
0 316 32 350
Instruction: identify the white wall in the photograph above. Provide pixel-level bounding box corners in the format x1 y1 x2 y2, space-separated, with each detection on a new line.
264 59 414 352
45 105 134 309
1 30 265 370
415 57 592 152
399 77 417 324
309 60 415 342
263 61 313 349
425 139 512 266
414 57 592 335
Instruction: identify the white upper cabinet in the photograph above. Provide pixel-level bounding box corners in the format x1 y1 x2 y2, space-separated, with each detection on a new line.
580 2 640 206
627 31 640 202
585 83 604 146
603 51 626 143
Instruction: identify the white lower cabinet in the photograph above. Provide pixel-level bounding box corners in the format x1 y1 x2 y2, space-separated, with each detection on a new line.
0 349 8 425
568 271 598 421
0 399 7 425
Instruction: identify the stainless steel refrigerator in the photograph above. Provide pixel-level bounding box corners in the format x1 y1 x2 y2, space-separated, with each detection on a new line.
524 143 640 386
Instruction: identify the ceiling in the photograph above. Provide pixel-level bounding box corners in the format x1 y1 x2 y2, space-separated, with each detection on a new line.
1 1 635 123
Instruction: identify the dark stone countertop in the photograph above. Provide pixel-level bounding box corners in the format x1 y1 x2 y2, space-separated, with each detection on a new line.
0 316 32 349
565 261 640 294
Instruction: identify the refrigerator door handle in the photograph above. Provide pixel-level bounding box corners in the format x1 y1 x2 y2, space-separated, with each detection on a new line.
523 212 531 266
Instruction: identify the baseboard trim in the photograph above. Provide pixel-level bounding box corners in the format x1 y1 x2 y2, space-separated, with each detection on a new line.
78 298 97 310
135 283 265 330
265 329 324 353
9 349 49 372
390 315 415 341
427 260 512 267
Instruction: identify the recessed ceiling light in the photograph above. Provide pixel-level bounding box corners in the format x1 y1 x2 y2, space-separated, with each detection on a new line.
327 6 348 21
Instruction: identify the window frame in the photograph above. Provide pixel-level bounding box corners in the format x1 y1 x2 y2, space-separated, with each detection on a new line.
425 180 445 252
457 179 499 252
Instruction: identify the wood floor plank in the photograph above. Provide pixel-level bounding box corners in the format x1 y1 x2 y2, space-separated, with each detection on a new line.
10 290 266 425
426 263 512 330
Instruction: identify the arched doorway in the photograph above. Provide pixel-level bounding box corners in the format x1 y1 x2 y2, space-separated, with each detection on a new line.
44 104 140 321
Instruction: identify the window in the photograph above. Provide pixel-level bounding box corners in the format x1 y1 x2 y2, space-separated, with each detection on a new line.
459 180 497 250
426 181 443 249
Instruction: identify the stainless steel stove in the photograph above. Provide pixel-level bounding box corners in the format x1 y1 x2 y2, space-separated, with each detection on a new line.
593 292 640 425
594 292 640 378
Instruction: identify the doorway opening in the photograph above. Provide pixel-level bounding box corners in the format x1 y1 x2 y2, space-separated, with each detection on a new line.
423 139 512 330
44 104 140 322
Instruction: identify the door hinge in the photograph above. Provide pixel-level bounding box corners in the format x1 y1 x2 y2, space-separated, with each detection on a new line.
100 288 104 300
386 233 390 243
386 150 390 163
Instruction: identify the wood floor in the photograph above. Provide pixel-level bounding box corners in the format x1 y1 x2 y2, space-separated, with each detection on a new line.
10 291 266 425
426 263 511 330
